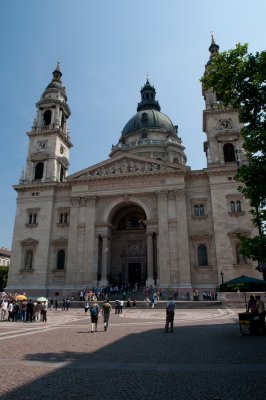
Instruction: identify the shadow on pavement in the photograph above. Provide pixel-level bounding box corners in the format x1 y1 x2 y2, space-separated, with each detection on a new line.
1 322 266 400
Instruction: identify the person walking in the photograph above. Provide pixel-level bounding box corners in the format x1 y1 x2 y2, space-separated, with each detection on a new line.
151 297 155 309
247 295 257 313
164 297 175 333
8 301 14 321
34 301 41 321
255 295 265 335
66 298 71 311
0 299 8 322
119 300 124 314
89 300 100 333
84 301 90 313
115 300 120 314
26 299 34 322
41 302 48 322
102 299 112 331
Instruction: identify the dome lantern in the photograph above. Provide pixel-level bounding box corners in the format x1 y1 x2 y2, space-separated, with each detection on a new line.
137 78 161 112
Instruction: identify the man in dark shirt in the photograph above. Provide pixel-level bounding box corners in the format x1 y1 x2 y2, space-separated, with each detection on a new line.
165 297 175 333
26 299 34 322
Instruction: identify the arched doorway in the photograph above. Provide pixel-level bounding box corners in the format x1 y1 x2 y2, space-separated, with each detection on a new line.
109 204 147 287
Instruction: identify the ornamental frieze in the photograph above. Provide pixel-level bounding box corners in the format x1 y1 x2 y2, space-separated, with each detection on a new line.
89 159 167 176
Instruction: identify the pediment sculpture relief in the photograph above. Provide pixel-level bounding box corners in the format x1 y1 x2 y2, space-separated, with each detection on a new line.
89 159 167 176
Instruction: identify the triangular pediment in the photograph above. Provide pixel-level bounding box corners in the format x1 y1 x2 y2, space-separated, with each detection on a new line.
68 153 186 181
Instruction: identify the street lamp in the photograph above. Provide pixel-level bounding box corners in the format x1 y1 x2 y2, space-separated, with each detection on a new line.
220 270 224 284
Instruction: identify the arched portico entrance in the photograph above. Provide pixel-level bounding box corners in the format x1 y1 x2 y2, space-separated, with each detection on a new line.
110 204 147 286
98 202 156 288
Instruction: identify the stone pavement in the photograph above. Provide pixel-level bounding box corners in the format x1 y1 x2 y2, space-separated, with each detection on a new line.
0 307 265 400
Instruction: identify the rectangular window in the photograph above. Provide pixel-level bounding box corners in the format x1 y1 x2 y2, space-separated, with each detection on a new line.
28 213 37 224
191 199 207 218
59 213 69 224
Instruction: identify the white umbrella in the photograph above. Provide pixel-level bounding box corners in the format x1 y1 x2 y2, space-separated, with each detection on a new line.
36 296 48 302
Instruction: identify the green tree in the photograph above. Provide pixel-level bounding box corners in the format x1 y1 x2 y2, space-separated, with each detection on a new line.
201 44 266 274
0 265 9 290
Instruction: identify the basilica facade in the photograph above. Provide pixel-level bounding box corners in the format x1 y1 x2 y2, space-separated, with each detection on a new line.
7 39 259 297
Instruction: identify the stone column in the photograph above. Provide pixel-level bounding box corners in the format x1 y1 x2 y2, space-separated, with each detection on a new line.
83 196 97 286
99 234 109 287
157 191 170 286
218 141 224 165
146 232 155 287
175 190 192 288
64 196 80 289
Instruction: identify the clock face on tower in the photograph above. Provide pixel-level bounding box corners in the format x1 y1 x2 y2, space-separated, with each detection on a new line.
37 140 48 151
219 119 232 130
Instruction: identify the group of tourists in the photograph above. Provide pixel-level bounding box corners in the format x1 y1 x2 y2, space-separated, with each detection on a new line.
83 294 177 334
0 293 48 323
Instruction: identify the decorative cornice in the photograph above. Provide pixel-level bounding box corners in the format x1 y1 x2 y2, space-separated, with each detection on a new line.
27 129 73 148
14 181 72 191
20 238 39 246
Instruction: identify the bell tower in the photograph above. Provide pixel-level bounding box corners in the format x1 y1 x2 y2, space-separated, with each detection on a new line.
22 63 72 184
202 36 246 168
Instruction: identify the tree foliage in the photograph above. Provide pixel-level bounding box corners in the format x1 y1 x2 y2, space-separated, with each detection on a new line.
0 266 8 290
201 44 266 265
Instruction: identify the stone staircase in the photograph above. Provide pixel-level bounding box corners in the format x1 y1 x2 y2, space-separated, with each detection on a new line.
66 300 222 309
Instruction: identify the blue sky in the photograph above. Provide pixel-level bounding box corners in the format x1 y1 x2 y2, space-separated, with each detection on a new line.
1 0 266 250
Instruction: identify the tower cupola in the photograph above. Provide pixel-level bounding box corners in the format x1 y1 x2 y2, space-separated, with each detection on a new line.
22 64 73 185
206 34 219 66
137 78 161 112
33 62 71 134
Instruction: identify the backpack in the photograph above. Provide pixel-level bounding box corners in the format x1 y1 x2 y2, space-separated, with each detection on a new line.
91 306 98 316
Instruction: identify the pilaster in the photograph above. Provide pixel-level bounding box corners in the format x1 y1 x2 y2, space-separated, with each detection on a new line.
156 190 170 285
99 232 110 287
83 196 97 285
146 231 155 287
64 196 80 286
175 190 192 287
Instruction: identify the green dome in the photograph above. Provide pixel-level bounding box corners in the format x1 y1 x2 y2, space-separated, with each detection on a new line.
122 109 176 136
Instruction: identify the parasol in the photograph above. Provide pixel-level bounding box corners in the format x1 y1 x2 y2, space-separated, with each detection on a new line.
15 294 27 301
219 275 266 293
36 296 48 302
218 275 266 311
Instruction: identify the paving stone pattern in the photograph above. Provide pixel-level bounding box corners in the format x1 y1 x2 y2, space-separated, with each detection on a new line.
0 308 265 399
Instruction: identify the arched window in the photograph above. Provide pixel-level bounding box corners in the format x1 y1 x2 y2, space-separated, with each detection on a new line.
199 205 205 216
61 113 65 128
34 162 44 180
236 201 242 212
194 205 199 216
198 244 208 266
60 165 65 182
57 250 65 270
223 143 236 162
43 110 52 126
230 201 236 213
25 250 33 269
